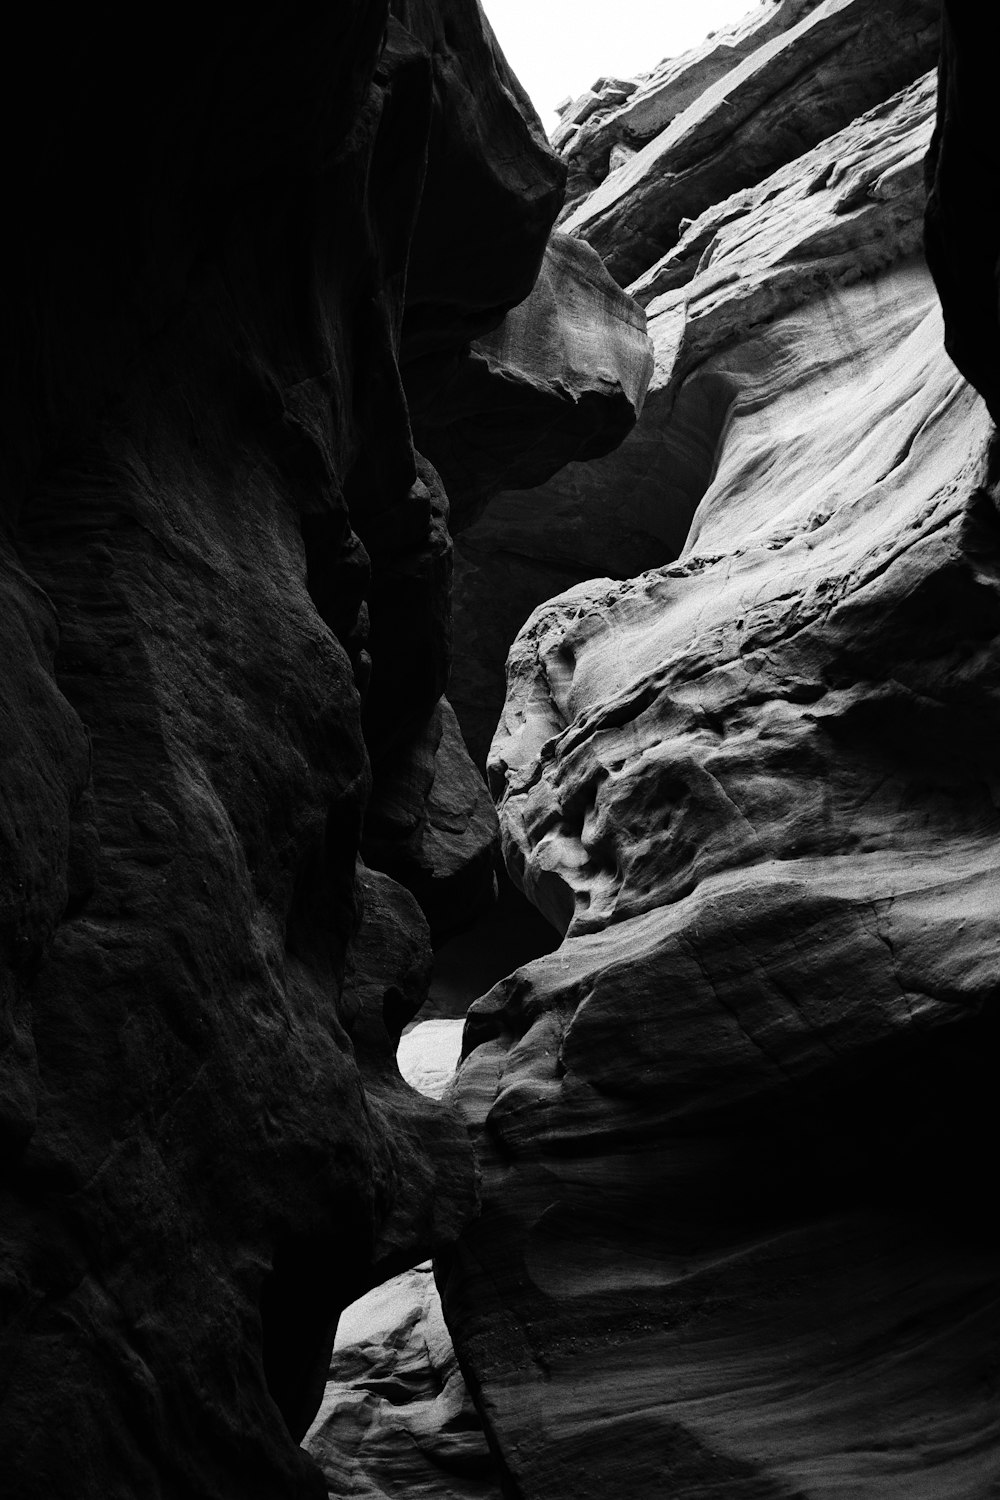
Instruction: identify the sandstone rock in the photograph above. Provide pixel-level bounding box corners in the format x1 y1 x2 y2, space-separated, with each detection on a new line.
364 698 500 943
631 68 936 311
305 1263 499 1500
557 0 822 207
0 2 579 1495
562 0 940 286
445 252 1000 1497
439 29 1000 1485
448 71 937 775
304 1018 495 1499
414 232 653 525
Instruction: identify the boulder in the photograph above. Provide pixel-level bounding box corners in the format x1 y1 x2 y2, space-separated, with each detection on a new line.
305 1020 496 1500
305 1263 500 1500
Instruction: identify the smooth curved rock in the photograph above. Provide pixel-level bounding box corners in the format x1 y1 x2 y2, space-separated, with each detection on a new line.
364 697 500 943
304 1020 494 1499
414 232 653 524
305 1262 500 1500
0 3 578 1495
449 72 935 776
562 0 939 286
442 208 1000 1500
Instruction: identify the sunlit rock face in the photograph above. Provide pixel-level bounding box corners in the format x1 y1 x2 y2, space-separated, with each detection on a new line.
305 1262 500 1500
560 0 940 287
439 13 1000 1498
0 3 650 1497
450 69 936 774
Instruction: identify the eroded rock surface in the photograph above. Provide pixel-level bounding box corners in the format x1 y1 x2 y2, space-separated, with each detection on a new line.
414 232 653 525
446 266 1000 1500
0 4 647 1497
305 1018 495 1500
450 70 936 776
561 0 939 286
306 1263 499 1500
439 15 1000 1498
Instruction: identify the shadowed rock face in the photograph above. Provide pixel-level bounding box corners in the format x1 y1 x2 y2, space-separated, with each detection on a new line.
414 232 653 525
438 11 1000 1497
0 4 649 1497
304 1025 500 1500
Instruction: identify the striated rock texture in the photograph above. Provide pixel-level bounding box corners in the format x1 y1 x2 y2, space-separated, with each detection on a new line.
439 12 1000 1500
0 5 648 1498
560 0 940 287
554 0 822 209
306 1262 499 1500
413 231 653 525
305 1020 497 1500
450 68 936 772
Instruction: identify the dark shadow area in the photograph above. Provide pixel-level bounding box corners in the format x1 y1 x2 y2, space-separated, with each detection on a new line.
424 861 560 1020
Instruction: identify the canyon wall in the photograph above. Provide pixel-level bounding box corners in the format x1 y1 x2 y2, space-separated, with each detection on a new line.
0 5 647 1497
5 1 1000 1497
438 4 1000 1498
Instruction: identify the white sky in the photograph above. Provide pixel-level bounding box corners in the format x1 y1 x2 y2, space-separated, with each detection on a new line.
481 0 763 133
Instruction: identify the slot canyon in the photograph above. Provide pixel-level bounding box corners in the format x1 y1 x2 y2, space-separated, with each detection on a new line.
2 2 998 1496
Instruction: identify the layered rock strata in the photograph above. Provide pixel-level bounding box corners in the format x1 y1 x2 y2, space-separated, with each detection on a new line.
0 4 648 1497
561 0 940 286
440 11 1000 1499
554 0 822 208
450 67 936 773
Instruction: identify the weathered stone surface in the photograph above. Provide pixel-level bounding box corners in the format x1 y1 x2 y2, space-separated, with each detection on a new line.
631 68 936 311
305 1014 494 1500
364 697 500 943
449 71 935 779
556 0 822 208
444 255 1000 1497
414 232 653 525
0 2 613 1495
439 26 1000 1484
305 1262 500 1500
562 0 939 286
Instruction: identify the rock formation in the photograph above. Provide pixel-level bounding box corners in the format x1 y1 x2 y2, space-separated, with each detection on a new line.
305 1021 498 1500
6 0 1000 1497
437 7 1000 1500
450 59 938 772
560 0 940 285
0 4 647 1497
